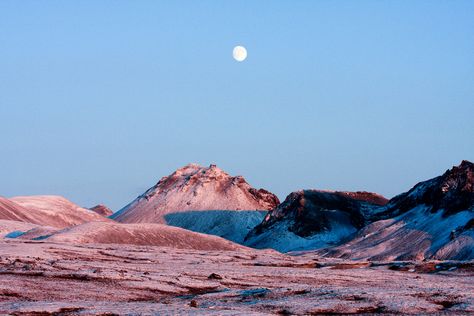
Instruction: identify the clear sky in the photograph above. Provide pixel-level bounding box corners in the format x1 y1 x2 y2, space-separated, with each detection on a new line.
1 1 473 210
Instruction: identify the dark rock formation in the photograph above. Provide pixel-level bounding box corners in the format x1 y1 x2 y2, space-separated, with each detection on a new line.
244 190 386 252
252 190 386 238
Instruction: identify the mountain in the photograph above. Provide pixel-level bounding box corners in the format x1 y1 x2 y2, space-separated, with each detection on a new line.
45 221 247 251
319 160 474 260
111 164 279 225
8 195 111 228
89 204 114 217
244 190 387 252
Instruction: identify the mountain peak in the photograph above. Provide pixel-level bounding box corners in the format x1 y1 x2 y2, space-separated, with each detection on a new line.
459 159 474 168
441 160 474 194
112 164 279 224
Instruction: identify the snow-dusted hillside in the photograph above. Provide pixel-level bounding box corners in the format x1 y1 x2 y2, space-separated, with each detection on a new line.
111 164 279 224
318 206 473 260
245 190 386 252
319 161 474 260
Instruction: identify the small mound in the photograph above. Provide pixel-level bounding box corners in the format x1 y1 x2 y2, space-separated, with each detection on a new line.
45 221 247 251
89 204 114 217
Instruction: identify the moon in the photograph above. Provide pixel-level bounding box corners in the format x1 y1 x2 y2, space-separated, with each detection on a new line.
233 46 247 62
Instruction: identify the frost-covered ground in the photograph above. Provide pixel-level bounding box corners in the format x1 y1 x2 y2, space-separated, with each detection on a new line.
0 240 472 315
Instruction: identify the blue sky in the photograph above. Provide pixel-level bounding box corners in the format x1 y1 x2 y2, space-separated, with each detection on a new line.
1 1 473 210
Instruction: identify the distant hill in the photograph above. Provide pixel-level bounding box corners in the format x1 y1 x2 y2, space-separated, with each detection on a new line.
7 195 111 228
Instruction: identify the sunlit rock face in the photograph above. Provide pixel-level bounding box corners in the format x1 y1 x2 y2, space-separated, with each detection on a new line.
244 190 387 252
320 161 474 261
111 164 279 224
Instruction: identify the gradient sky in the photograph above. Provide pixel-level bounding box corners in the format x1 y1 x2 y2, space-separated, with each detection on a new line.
1 1 473 210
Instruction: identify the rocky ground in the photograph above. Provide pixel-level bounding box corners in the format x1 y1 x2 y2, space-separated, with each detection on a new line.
0 240 472 315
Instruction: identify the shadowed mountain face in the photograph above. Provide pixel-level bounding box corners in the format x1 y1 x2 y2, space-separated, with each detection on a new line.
164 210 267 244
111 164 279 224
319 161 474 260
244 190 387 252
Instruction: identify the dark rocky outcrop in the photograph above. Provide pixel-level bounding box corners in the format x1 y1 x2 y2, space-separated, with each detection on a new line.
244 190 386 252
250 190 386 238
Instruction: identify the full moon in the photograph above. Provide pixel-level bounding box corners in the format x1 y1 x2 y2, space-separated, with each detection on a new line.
233 45 247 62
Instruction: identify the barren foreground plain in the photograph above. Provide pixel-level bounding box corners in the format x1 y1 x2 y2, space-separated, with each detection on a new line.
0 240 472 315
